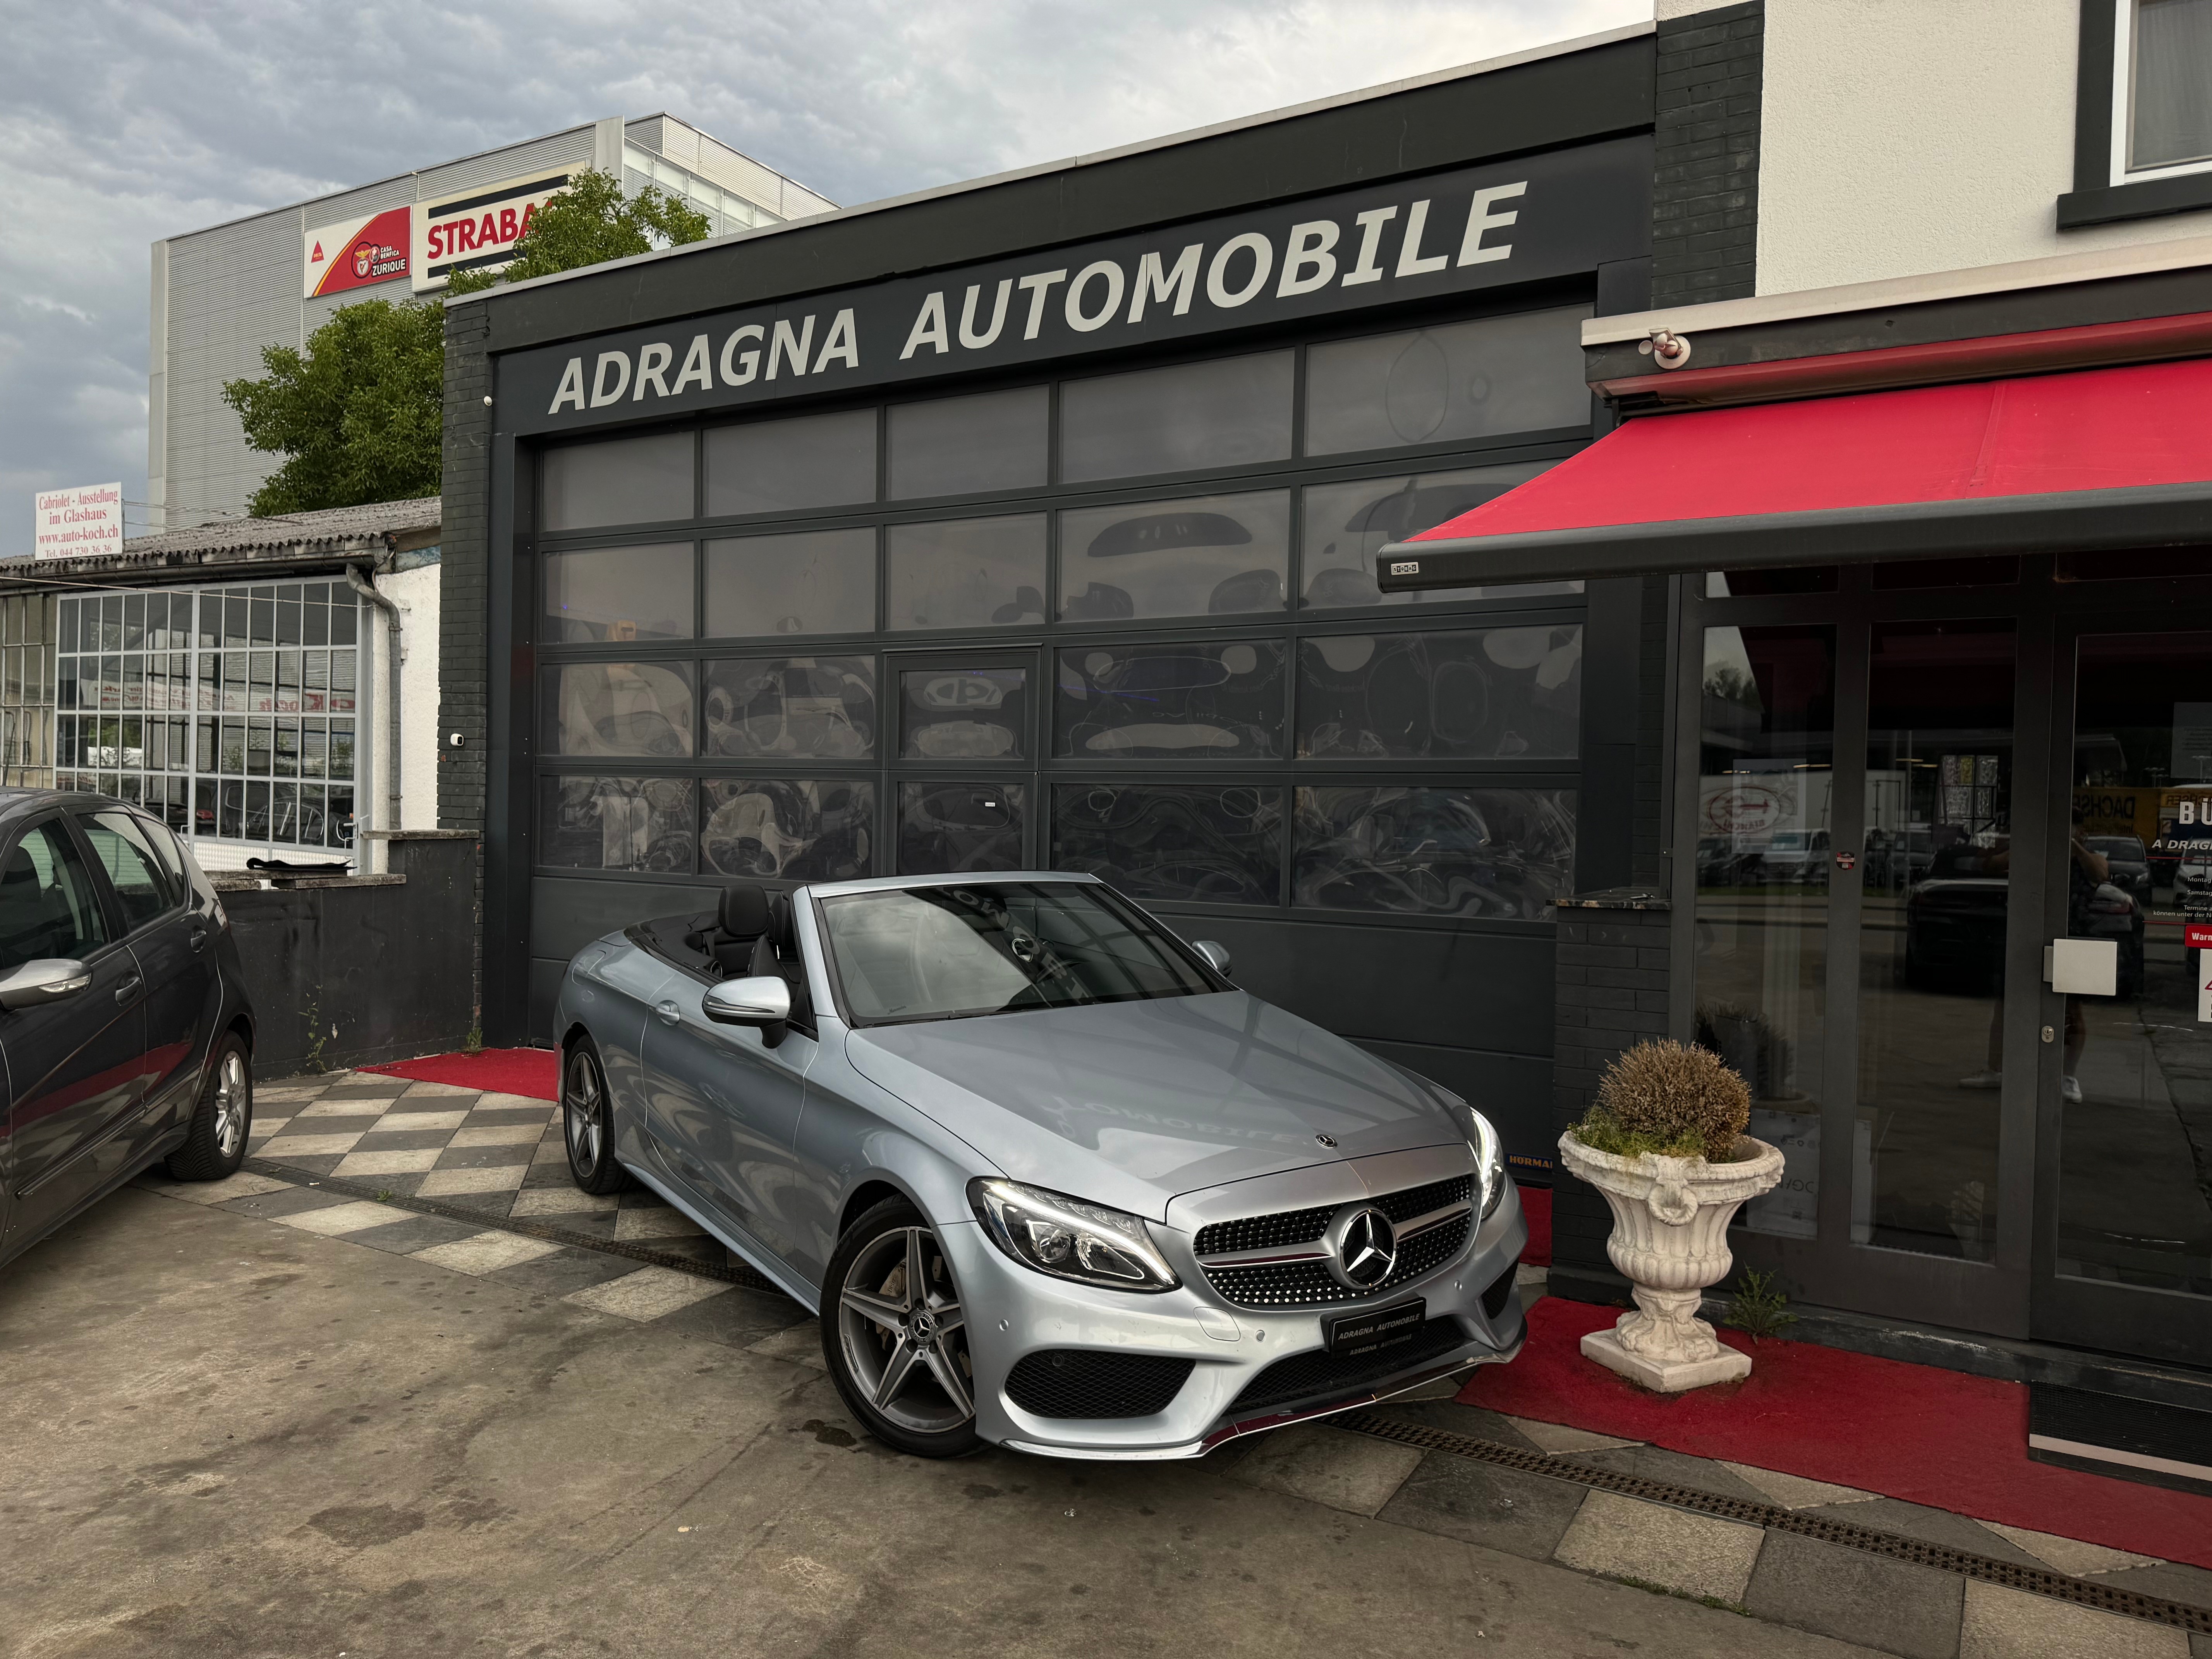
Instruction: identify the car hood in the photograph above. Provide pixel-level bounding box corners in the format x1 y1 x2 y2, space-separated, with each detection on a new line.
843 991 1462 1223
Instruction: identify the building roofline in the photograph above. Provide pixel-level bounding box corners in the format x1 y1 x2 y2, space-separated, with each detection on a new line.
459 20 1656 307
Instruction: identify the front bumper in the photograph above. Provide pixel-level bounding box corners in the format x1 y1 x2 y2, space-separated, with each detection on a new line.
945 1170 1529 1460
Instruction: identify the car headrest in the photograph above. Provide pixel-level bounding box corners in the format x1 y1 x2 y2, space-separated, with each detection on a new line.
718 882 770 939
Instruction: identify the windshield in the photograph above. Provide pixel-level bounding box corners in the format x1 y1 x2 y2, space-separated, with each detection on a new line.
817 881 1216 1025
2087 836 2145 860
1767 833 1810 850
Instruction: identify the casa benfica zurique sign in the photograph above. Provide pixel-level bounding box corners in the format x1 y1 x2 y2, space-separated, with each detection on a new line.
498 135 1648 436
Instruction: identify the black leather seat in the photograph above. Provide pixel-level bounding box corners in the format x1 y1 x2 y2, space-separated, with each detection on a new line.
697 882 770 976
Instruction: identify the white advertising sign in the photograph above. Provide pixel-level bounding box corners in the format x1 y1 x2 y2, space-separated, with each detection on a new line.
303 205 413 299
411 170 572 294
33 483 124 560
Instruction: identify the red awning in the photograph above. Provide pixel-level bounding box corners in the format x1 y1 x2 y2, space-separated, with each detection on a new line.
1377 356 2212 592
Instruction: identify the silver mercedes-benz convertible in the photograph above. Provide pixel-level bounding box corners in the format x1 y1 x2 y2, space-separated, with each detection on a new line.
553 871 1527 1459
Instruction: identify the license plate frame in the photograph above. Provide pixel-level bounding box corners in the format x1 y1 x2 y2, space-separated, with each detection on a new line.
1325 1297 1426 1357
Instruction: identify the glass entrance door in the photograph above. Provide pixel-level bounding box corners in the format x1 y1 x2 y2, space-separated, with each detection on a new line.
2036 629 2212 1364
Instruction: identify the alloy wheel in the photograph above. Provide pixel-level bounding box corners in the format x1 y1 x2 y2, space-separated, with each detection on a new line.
836 1225 974 1434
212 1051 249 1159
565 1050 603 1171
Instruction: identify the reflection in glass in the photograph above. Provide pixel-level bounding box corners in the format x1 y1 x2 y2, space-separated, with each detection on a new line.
1858 621 2016 1263
2057 632 2212 1298
1303 307 1590 456
541 663 696 757
1301 465 1577 606
703 657 874 758
1055 641 1284 758
705 529 875 637
543 433 695 531
888 386 1049 499
701 779 872 880
540 776 696 872
1297 627 1581 759
1052 783 1282 905
1292 787 1573 917
1693 626 1837 1242
1707 568 1841 596
900 668 1027 759
704 409 877 518
1058 491 1288 621
899 782 1026 874
544 544 695 642
2131 0 2212 171
886 515 1047 630
1059 352 1294 483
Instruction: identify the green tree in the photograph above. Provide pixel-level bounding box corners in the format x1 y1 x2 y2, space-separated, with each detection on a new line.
220 297 444 517
221 170 712 516
445 168 712 294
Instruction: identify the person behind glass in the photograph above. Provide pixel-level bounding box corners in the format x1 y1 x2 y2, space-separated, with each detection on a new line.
1960 807 2107 1104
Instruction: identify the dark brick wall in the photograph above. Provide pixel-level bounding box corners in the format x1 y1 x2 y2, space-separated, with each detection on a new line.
1549 905 1672 1275
1651 0 1762 306
439 300 493 1030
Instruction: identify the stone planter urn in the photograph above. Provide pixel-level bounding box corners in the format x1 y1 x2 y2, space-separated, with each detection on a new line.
1556 1131 1786 1392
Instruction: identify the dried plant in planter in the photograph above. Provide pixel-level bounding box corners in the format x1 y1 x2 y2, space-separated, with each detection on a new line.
1571 1039 1751 1163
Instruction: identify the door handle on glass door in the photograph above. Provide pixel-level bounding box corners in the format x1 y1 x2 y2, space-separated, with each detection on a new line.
655 1000 682 1026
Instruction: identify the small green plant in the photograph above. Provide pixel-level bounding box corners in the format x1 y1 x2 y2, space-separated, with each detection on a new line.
1570 1039 1750 1162
374 1188 395 1203
463 1020 484 1056
1726 1268 1798 1342
299 993 329 1075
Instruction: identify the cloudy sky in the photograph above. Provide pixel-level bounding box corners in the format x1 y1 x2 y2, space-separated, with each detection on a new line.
0 0 1645 558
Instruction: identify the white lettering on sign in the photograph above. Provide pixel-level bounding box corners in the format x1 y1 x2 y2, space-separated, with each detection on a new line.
32 482 124 560
551 311 862 416
413 170 572 292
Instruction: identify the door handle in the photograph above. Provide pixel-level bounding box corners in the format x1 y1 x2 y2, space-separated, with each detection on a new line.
188 922 210 952
115 975 143 1006
654 1000 682 1026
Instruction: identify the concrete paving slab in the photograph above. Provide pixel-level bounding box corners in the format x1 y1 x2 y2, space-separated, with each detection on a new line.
340 1127 455 1154
1574 1443 1775 1504
360 1110 468 1133
417 1165 527 1195
340 1213 487 1255
748 1319 830 1369
398 1080 479 1097
484 1246 647 1300
269 1199 407 1237
1744 1528 1965 1659
649 1285 811 1350
1554 1489 1765 1603
1372 1399 1549 1449
1376 1447 1588 1559
2096 1561 2212 1613
216 1183 352 1218
258 1131 365 1158
1506 1415 1644 1455
331 1147 443 1177
1960 1581 2191 1658
447 1122 544 1148
615 1206 706 1240
294 1099 392 1120
410 1231 565 1276
136 1171 293 1205
508 1187 618 1216
1226 1425 1425 1517
1723 1462 1881 1510
429 1143 534 1173
0 1190 1895 1659
1809 1497 2052 1571
564 1266 731 1321
530 1140 570 1165
1980 1520 2161 1578
474 1091 554 1111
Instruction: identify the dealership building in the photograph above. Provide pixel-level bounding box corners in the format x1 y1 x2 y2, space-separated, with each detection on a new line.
434 0 2212 1465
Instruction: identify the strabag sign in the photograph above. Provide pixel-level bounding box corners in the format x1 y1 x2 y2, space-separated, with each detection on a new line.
303 206 412 298
499 134 1650 436
33 483 124 560
413 170 571 294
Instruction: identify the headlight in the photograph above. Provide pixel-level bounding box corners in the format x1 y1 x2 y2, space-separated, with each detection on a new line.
1430 1082 1508 1222
969 1178 1180 1293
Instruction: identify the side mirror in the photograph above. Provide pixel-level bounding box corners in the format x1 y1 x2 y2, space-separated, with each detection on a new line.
0 958 91 1010
704 974 791 1035
1191 939 1232 977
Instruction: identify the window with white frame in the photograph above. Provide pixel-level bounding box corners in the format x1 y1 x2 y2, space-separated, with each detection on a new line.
2116 0 2212 180
53 582 360 851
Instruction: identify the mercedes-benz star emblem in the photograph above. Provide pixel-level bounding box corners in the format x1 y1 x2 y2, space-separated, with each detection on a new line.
1315 1132 1337 1148
1326 1204 1398 1290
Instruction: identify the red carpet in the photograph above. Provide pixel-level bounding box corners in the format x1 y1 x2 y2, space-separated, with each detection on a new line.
1463 1296 2212 1569
361 1047 557 1100
1516 1183 1551 1266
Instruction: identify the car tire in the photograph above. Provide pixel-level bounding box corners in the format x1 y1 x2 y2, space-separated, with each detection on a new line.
562 1038 632 1194
166 1033 252 1181
821 1197 982 1459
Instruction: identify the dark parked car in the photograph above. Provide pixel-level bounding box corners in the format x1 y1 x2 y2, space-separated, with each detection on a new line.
1903 843 2144 995
2087 835 2152 903
0 790 256 1271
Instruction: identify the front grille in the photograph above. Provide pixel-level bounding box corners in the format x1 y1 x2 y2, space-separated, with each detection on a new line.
1228 1317 1474 1414
1192 1203 1337 1258
1202 1211 1473 1308
1005 1349 1195 1420
1377 1175 1475 1224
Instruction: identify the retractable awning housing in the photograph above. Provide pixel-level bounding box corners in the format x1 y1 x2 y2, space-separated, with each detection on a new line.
1376 356 2212 592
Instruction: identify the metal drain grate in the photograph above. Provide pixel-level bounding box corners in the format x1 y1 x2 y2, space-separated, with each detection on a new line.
240 1158 785 1295
1337 1410 2212 1637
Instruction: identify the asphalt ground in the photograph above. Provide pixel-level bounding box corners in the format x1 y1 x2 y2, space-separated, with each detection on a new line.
0 1177 1892 1659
